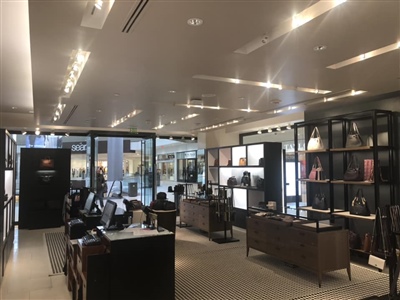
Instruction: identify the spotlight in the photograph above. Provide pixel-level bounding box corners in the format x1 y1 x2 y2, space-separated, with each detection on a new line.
95 0 103 10
50 132 55 136
22 131 27 135
276 127 281 131
257 130 262 134
65 133 70 136
268 128 272 133
191 137 196 141
169 136 173 140
35 129 40 135
286 124 292 130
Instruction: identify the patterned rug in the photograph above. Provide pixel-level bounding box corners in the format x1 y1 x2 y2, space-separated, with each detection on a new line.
175 227 392 300
44 232 66 275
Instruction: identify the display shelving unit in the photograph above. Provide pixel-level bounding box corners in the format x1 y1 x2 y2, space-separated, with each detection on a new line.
0 129 16 280
294 109 397 253
206 142 282 228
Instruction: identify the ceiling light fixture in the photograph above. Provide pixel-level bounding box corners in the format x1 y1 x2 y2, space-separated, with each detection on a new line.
268 128 273 133
181 113 199 120
177 102 260 113
169 136 173 140
50 132 55 136
193 74 331 95
51 103 66 123
198 118 243 132
62 49 90 97
110 109 142 128
35 128 40 135
327 41 400 69
94 0 103 10
191 136 196 141
187 18 203 26
65 133 70 137
22 131 27 135
313 45 327 51
257 130 262 134
234 0 347 54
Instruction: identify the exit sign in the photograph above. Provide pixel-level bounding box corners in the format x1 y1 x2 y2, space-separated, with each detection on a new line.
129 127 137 134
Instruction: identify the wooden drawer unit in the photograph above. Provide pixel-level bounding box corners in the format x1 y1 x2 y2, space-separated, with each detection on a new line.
180 199 232 240
246 216 351 287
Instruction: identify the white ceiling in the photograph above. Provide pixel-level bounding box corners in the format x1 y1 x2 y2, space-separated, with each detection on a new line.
1 0 399 136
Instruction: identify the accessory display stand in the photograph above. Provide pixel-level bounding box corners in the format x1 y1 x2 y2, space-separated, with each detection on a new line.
212 187 239 244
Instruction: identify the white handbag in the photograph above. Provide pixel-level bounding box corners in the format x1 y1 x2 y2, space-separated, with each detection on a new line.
307 127 325 150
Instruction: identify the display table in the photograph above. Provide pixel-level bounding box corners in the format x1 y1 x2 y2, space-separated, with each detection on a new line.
246 215 351 287
69 226 175 300
180 199 233 240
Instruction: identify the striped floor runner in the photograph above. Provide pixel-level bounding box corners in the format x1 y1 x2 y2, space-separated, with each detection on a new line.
44 232 66 275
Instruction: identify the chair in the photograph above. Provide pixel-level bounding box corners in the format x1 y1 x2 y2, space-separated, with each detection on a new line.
151 209 177 233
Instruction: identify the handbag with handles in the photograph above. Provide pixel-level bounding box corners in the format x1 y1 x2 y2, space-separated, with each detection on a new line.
344 155 363 181
309 156 323 180
239 157 246 166
312 191 328 210
346 121 363 148
363 159 374 181
350 189 370 216
307 127 325 150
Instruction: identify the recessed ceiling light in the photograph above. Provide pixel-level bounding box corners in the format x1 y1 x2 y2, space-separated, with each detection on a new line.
187 18 203 26
313 45 327 51
35 128 40 135
11 106 17 110
96 109 102 113
257 130 262 134
168 90 176 94
114 93 120 97
201 94 216 98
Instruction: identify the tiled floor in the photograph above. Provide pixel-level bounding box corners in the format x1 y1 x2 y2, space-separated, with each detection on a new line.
0 226 70 300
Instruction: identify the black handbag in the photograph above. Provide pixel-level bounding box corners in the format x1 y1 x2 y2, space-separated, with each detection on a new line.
227 176 237 187
312 192 328 210
350 189 370 216
344 155 363 181
259 158 264 166
256 178 264 190
241 171 251 186
346 121 363 148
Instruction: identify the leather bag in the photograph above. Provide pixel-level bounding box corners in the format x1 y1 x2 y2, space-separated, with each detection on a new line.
256 178 264 190
241 171 251 186
363 159 374 181
346 121 363 148
350 189 370 216
344 155 363 181
227 176 237 187
40 157 54 169
309 156 323 180
307 127 325 150
239 157 246 166
312 192 328 210
259 157 264 167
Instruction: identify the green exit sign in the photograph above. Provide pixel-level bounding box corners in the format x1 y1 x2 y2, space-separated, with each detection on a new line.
129 127 137 134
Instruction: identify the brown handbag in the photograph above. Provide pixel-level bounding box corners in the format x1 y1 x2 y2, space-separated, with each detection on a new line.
239 157 246 166
40 157 54 169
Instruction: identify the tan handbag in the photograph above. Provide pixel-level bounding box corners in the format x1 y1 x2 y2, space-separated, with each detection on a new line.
239 157 246 166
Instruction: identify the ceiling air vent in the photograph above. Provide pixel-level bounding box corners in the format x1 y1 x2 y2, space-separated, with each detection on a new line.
63 105 78 125
122 0 149 33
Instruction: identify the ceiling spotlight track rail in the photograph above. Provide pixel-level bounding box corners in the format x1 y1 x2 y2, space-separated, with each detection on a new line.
122 0 149 33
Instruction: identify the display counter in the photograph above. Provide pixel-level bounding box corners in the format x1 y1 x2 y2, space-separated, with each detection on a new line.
179 198 233 240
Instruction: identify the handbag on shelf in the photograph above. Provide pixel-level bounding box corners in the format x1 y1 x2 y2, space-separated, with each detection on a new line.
259 157 264 167
239 157 247 166
344 155 363 181
312 191 328 210
40 157 54 169
307 127 325 150
363 159 374 182
241 171 251 187
346 121 363 148
350 189 370 216
256 178 264 190
368 208 387 270
214 159 219 167
308 156 324 180
227 176 238 187
226 160 232 166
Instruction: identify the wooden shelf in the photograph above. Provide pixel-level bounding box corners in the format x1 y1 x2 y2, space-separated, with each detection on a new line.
298 179 330 183
297 149 329 153
332 211 376 221
331 180 374 185
297 206 343 214
330 146 372 152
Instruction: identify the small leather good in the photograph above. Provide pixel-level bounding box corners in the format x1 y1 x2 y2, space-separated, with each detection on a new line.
350 189 370 216
344 155 363 181
307 126 325 150
239 157 246 166
346 121 363 148
309 156 323 180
